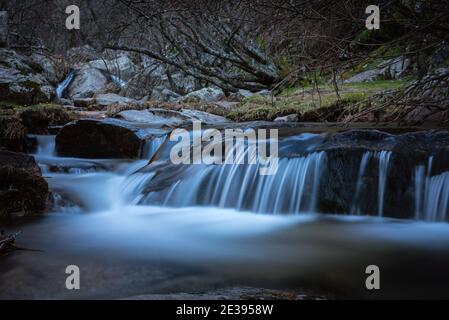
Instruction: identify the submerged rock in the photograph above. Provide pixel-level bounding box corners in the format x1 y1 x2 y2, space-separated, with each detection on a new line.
55 119 146 158
0 151 48 220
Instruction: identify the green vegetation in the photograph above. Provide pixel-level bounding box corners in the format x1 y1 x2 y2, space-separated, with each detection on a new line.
227 80 409 122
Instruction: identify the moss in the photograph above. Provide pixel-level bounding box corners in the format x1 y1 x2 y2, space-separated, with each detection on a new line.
226 80 407 122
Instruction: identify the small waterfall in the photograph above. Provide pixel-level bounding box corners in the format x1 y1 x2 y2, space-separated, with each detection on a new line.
376 151 392 216
141 136 166 161
56 71 75 99
414 157 449 222
111 75 126 87
33 135 56 156
351 151 372 214
142 152 326 214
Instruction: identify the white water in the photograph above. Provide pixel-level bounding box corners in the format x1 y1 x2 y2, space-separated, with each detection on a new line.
351 152 372 215
376 151 392 216
415 157 449 222
56 71 75 99
142 152 326 214
4 134 449 299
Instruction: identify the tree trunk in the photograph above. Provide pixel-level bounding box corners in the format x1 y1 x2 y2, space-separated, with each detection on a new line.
0 11 8 48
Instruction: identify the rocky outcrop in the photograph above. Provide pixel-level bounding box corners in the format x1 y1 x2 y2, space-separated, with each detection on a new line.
55 119 148 158
0 151 49 220
0 49 55 104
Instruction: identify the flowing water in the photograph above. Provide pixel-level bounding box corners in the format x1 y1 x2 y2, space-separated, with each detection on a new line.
3 132 449 299
56 71 75 99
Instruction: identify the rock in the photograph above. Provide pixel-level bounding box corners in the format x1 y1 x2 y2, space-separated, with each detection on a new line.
66 45 100 66
345 57 410 83
66 66 109 99
93 93 138 107
213 101 239 110
274 114 299 122
180 109 230 124
88 55 139 81
0 11 7 48
0 116 27 152
0 151 49 220
344 69 383 83
17 106 74 134
0 49 55 104
181 87 225 103
116 108 229 126
30 53 58 84
120 68 160 100
257 89 273 98
150 86 181 102
312 130 449 217
380 56 410 79
117 109 190 126
55 119 147 158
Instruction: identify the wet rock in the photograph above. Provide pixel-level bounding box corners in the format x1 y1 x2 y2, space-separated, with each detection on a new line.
180 109 230 124
0 49 55 104
55 119 146 158
313 130 449 217
181 87 225 103
116 109 190 126
0 151 48 220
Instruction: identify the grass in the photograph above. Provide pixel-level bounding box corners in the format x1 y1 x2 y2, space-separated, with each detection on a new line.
226 79 409 122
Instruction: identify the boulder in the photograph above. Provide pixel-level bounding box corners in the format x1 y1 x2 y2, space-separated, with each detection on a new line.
88 55 139 81
30 53 58 84
345 57 410 83
66 45 100 66
0 151 49 220
93 93 138 107
55 119 146 158
181 87 225 103
66 66 109 99
150 86 181 102
180 109 230 124
116 109 190 126
0 49 55 104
